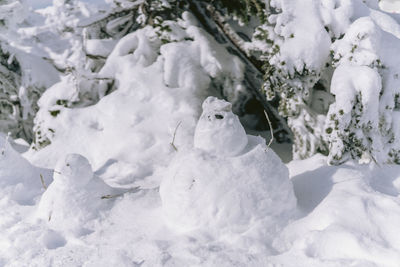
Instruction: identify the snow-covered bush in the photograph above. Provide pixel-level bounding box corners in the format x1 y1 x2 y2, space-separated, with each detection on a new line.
27 0 400 165
325 15 400 164
0 0 61 141
160 97 296 235
32 7 248 153
236 0 400 164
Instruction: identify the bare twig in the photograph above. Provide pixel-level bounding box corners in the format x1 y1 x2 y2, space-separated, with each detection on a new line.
101 186 141 199
170 121 182 151
40 174 47 190
264 110 274 148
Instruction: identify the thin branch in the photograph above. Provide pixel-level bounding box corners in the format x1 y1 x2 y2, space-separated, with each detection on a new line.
101 186 141 199
170 121 182 151
264 110 274 148
40 174 47 190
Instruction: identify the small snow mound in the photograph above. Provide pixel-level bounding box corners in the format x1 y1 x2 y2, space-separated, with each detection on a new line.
37 153 117 234
0 134 52 204
161 98 296 236
194 97 248 157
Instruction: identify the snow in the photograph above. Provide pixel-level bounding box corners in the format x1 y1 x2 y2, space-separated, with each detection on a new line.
271 156 400 266
194 97 248 156
0 134 52 205
4 140 400 265
274 0 332 73
161 97 296 235
37 154 118 236
327 14 400 163
380 0 400 13
2 1 400 266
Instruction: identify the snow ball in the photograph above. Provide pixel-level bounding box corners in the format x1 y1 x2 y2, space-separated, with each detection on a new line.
54 154 93 187
161 125 296 235
194 97 248 156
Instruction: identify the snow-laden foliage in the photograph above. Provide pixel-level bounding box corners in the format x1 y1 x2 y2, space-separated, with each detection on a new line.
326 16 400 164
239 0 400 164
33 2 249 151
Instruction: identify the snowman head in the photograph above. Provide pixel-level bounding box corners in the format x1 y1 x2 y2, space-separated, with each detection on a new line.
194 97 248 156
54 154 93 187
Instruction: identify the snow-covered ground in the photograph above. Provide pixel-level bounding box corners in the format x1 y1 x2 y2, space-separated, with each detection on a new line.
2 137 400 266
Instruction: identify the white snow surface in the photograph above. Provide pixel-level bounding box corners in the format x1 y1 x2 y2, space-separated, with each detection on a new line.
0 134 52 205
2 1 400 266
3 138 400 265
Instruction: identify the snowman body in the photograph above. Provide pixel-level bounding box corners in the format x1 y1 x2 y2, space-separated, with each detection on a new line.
160 97 297 235
37 154 115 234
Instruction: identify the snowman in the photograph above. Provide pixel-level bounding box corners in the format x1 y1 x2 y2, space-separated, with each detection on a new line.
160 97 297 238
194 97 248 156
0 134 52 204
37 154 118 235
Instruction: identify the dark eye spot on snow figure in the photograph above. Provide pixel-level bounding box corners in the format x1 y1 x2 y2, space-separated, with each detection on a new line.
215 114 224 119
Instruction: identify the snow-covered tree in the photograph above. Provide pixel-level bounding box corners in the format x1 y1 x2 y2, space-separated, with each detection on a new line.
239 0 400 164
28 0 400 165
0 0 43 141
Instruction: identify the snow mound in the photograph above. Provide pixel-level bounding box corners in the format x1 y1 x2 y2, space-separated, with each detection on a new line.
194 96 248 156
0 134 51 205
37 153 117 235
270 156 400 266
160 97 296 235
